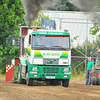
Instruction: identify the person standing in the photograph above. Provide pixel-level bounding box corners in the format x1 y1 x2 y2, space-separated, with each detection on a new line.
86 57 94 85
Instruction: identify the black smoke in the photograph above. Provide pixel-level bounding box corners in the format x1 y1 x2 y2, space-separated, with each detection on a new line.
69 0 99 11
21 0 56 27
69 0 100 22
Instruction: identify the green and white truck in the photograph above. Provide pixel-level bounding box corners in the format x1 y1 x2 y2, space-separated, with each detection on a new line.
11 27 71 87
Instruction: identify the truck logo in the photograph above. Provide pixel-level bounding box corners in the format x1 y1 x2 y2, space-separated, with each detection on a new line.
42 53 60 56
44 59 59 65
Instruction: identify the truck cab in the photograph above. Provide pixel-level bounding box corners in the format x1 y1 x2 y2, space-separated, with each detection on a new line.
18 28 71 87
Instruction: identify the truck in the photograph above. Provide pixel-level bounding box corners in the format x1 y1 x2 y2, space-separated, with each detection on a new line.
6 26 71 87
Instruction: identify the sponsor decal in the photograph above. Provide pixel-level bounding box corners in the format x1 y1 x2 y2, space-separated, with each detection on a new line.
60 51 68 58
32 31 70 36
22 66 25 77
42 53 60 56
34 50 42 57
34 50 69 59
26 48 31 56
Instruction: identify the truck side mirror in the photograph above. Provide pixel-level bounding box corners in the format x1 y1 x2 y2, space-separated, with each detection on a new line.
24 36 28 48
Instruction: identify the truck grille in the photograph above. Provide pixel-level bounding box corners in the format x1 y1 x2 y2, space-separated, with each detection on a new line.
43 67 58 73
43 59 59 65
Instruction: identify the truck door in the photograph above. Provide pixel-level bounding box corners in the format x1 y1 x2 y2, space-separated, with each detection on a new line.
26 35 32 63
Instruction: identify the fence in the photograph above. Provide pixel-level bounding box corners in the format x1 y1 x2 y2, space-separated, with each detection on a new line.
48 16 95 75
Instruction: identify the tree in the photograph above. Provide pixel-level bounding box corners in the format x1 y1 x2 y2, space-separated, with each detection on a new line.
47 0 80 11
90 21 100 35
0 0 24 44
0 0 25 73
89 0 100 35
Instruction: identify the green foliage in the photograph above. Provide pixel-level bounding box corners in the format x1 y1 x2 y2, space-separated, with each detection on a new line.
34 13 49 27
0 0 24 74
89 0 100 35
90 22 100 35
71 72 85 80
0 0 24 44
9 46 20 59
71 36 79 43
71 34 100 76
0 45 5 73
47 0 80 11
73 36 79 40
0 73 5 78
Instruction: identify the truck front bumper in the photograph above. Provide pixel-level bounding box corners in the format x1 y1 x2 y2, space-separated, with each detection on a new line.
28 73 71 79
28 65 71 79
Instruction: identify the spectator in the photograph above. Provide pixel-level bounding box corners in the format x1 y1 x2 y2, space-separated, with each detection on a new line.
86 57 94 85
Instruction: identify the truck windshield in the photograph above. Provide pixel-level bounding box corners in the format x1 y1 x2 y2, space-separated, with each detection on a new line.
32 35 70 50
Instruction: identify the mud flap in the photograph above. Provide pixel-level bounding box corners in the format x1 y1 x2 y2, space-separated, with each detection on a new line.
13 65 19 82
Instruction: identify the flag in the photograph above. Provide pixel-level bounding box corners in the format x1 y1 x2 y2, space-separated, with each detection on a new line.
41 17 56 30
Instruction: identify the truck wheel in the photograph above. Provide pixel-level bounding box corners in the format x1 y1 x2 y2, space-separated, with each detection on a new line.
62 79 69 87
98 77 100 85
26 72 33 86
18 67 26 84
92 76 97 85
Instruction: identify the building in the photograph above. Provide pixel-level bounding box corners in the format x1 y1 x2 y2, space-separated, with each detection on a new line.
43 10 99 45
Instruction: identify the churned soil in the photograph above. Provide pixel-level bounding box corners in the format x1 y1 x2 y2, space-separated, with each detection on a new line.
0 78 100 100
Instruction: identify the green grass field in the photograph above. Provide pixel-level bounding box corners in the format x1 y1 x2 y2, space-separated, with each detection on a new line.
71 73 85 80
0 73 85 80
0 73 5 78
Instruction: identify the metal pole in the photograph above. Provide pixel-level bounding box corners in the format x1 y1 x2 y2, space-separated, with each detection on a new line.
74 48 86 57
73 59 87 70
71 56 96 59
85 19 88 74
21 37 22 55
60 18 61 30
72 52 96 70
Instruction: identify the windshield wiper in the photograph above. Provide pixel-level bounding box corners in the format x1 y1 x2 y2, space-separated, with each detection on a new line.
34 45 49 50
49 46 66 50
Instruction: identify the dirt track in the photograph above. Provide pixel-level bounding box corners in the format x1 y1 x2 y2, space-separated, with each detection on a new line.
0 78 100 100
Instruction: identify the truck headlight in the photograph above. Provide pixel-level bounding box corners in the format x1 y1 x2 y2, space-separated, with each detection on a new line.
64 68 69 71
32 67 37 71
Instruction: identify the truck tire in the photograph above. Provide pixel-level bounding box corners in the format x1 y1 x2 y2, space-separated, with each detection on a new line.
18 67 26 84
26 72 33 86
92 76 97 85
62 79 69 87
98 77 100 85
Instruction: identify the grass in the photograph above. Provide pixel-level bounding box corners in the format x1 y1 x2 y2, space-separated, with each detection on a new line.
0 73 5 78
0 73 86 80
71 73 86 80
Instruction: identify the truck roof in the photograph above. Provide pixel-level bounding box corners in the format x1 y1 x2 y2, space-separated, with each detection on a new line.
32 30 70 36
